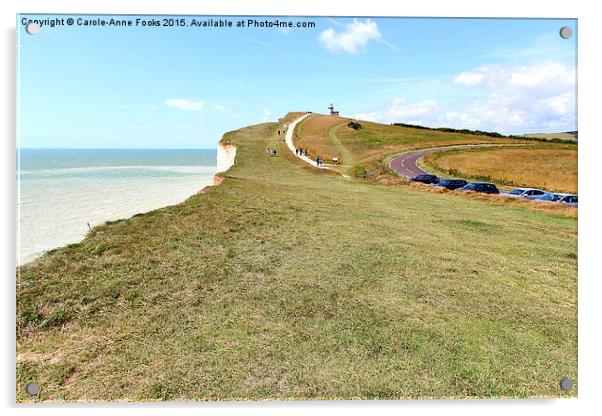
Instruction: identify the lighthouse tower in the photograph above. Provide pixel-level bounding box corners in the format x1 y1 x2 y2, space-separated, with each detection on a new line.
328 103 340 117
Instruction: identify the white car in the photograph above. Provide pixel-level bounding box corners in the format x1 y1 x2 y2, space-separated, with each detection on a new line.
534 192 564 203
503 188 546 199
559 194 578 207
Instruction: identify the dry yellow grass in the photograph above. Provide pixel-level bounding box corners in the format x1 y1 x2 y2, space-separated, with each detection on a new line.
524 132 577 141
294 114 349 162
362 172 577 218
423 146 577 193
335 121 524 167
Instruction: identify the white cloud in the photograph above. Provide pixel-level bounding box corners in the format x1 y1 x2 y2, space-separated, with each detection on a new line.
318 19 381 54
164 99 205 111
508 63 575 88
354 98 441 126
449 62 576 133
163 99 231 113
534 92 572 116
260 107 272 121
210 103 230 112
386 98 440 124
357 61 575 134
453 69 488 86
454 62 574 92
353 112 381 122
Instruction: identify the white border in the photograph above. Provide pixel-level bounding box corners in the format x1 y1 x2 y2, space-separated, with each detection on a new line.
2 1 600 415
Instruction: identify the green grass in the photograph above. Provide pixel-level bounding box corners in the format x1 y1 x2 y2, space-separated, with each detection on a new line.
16 116 577 401
336 120 523 162
328 122 359 176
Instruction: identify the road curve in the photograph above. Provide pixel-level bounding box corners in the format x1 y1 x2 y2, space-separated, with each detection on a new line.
388 144 520 179
388 148 436 178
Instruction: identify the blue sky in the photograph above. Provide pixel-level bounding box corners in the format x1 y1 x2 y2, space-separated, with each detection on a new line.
18 16 577 148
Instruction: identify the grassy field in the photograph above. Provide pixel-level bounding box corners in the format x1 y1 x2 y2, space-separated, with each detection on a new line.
301 114 577 193
524 132 577 142
421 145 578 194
17 114 577 401
293 114 349 163
333 117 526 170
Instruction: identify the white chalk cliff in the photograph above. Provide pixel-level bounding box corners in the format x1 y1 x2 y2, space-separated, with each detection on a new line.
214 141 237 184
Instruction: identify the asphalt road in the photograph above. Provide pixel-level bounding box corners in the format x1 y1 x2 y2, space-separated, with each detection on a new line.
388 144 518 179
388 148 436 178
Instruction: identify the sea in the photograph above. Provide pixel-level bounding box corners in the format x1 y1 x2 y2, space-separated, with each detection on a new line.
17 149 217 266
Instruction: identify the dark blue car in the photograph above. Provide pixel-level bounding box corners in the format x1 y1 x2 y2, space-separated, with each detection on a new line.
411 174 439 184
457 182 500 194
432 178 468 190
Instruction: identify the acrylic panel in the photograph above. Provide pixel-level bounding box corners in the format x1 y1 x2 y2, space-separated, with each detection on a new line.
16 14 577 402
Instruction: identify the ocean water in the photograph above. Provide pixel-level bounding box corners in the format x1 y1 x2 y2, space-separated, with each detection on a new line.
17 149 217 265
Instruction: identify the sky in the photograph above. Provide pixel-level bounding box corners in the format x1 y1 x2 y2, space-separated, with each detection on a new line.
17 15 577 148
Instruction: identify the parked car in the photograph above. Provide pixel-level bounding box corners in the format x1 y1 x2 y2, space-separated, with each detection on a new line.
503 188 546 199
559 194 578 207
432 178 468 190
457 182 500 194
411 174 439 184
533 192 564 203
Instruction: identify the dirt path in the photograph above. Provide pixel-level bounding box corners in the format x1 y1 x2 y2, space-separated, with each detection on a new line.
285 113 330 169
328 123 355 164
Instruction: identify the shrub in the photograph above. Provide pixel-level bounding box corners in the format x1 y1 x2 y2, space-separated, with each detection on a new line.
347 121 362 130
350 165 368 178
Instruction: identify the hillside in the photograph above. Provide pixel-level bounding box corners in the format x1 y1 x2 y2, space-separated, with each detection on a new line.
294 114 577 195
421 145 577 194
295 114 534 176
524 132 578 142
17 113 577 401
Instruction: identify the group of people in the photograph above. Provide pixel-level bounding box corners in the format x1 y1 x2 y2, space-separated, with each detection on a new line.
295 147 308 157
266 147 277 157
294 147 325 167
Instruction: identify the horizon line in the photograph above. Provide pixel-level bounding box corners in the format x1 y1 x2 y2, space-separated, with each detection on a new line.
16 147 218 150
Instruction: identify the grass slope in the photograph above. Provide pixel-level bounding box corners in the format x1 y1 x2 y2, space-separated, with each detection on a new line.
422 145 578 194
524 132 577 142
292 114 349 162
335 117 525 169
17 115 577 401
